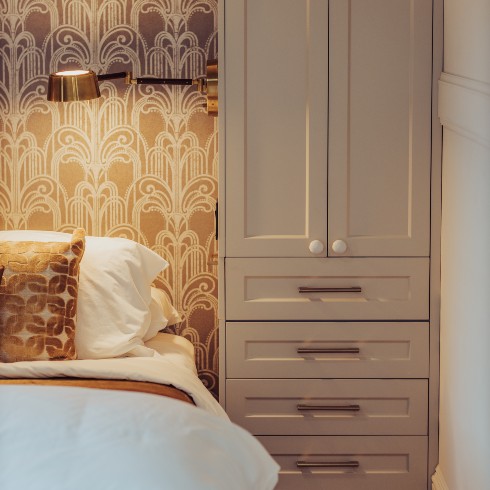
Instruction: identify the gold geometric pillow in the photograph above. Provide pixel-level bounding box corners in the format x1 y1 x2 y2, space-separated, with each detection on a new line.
0 229 85 362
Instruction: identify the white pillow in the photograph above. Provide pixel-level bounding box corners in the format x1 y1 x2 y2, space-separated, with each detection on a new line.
0 231 168 359
144 287 183 342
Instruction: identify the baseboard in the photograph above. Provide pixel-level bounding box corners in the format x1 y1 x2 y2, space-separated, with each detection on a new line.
432 465 450 490
438 72 490 149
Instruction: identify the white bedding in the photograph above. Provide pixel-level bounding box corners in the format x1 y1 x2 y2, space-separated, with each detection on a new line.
0 333 223 416
0 334 280 489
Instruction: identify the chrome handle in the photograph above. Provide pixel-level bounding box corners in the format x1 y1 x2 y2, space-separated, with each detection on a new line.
297 347 360 354
296 460 360 469
297 404 361 412
298 286 362 293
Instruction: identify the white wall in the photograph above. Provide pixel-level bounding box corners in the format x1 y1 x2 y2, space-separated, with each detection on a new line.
437 1 490 489
444 0 490 83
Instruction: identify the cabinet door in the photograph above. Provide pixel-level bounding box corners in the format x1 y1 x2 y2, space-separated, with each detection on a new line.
328 0 432 257
225 0 329 257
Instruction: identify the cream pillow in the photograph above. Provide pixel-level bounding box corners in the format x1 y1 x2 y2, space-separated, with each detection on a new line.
76 236 168 358
0 231 168 359
144 287 182 342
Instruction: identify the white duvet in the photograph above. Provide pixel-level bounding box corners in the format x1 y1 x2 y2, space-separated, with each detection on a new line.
0 334 279 490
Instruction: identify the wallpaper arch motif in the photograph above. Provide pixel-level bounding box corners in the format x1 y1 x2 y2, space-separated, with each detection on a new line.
0 0 219 396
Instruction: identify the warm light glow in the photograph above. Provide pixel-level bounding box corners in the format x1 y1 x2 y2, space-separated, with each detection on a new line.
54 70 90 76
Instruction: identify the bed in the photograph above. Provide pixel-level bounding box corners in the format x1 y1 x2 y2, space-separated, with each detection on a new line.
0 230 279 490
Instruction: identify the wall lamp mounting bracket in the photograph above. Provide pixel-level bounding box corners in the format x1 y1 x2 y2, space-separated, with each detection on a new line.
47 59 218 116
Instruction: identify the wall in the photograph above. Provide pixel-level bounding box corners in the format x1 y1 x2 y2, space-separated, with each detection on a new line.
0 0 220 396
436 0 490 488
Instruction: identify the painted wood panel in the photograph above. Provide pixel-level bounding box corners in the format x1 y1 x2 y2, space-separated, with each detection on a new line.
226 322 429 378
258 435 427 490
227 379 428 435
328 0 433 257
226 258 429 320
225 0 329 257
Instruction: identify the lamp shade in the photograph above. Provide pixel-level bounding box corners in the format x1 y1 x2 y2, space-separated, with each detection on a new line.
47 70 100 102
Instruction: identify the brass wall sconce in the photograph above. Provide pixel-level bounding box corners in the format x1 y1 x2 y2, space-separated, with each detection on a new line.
47 60 218 116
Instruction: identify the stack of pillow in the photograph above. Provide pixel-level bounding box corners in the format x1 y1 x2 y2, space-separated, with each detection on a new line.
0 229 181 363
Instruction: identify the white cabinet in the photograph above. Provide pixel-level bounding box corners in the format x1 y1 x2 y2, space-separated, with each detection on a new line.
221 1 439 489
225 0 432 258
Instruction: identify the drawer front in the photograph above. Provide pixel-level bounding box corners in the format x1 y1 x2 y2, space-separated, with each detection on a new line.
225 258 429 320
257 435 427 490
226 322 429 379
226 379 428 436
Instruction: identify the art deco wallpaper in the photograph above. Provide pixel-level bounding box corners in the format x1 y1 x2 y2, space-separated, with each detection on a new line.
0 0 219 396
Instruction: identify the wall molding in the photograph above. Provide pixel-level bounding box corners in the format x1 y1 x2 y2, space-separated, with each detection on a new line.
438 72 490 148
432 465 450 490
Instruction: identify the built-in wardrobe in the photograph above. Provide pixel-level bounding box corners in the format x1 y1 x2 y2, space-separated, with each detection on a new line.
218 1 442 488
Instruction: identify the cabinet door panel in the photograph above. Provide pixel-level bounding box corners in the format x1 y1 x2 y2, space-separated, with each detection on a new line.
328 0 432 257
258 436 427 490
225 0 328 257
225 257 429 320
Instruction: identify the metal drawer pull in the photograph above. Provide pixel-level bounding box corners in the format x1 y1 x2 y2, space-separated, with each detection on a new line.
296 460 360 469
297 404 361 412
297 347 360 354
298 286 362 293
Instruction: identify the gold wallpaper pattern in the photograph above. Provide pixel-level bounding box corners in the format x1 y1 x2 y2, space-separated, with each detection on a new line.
0 0 219 396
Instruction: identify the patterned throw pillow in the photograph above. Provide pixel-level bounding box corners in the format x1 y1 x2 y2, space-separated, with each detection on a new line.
0 229 85 362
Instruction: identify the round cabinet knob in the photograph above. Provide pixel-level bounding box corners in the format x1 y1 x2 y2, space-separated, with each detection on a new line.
332 239 348 254
309 240 324 254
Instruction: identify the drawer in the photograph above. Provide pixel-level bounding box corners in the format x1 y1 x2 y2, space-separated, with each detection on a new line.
226 379 428 436
257 435 427 490
225 258 429 320
226 322 429 378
